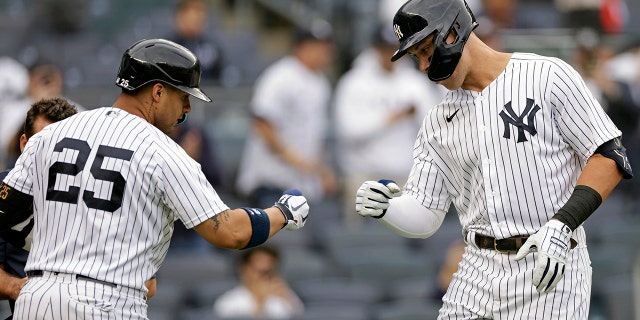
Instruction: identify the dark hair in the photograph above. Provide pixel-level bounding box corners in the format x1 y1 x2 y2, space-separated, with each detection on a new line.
175 0 207 12
24 97 78 138
238 245 281 267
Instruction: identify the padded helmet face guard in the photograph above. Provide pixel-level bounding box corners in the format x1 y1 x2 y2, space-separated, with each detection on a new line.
116 38 212 102
391 0 478 81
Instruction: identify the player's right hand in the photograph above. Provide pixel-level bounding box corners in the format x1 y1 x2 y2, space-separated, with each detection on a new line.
273 189 309 231
355 179 402 218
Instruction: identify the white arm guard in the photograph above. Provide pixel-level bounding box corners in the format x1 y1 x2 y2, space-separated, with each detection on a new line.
378 194 446 239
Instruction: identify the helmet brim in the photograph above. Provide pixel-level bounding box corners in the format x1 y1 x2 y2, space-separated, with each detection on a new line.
179 86 212 102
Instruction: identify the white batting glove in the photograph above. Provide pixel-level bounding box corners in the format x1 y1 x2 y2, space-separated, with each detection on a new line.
514 220 573 293
355 179 402 218
273 189 309 231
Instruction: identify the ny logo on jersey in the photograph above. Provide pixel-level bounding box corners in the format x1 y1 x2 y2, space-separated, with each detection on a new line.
499 98 541 143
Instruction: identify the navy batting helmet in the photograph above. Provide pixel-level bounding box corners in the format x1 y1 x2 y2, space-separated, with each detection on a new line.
116 38 212 102
391 0 478 81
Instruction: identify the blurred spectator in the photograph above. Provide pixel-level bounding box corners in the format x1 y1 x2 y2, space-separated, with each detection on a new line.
168 0 226 84
27 0 89 37
0 57 29 103
554 0 629 33
214 246 304 319
0 57 29 168
0 60 83 168
235 27 338 208
481 0 518 29
334 25 444 227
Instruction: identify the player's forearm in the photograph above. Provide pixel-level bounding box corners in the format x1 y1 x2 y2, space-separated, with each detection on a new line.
575 154 623 202
551 154 623 231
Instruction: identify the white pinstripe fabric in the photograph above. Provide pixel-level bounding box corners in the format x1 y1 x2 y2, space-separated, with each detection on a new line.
404 53 619 319
14 271 148 319
5 107 229 317
440 229 591 319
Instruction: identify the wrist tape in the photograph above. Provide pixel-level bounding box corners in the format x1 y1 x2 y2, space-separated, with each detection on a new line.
241 207 270 249
552 185 602 231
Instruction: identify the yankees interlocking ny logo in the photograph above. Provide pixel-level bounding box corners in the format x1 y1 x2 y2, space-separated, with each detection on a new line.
393 24 403 40
499 98 541 143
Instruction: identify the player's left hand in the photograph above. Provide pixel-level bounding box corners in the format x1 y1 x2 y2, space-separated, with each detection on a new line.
273 189 309 231
514 219 573 293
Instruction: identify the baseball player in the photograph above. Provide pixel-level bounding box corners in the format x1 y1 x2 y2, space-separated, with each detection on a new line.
0 39 310 320
355 0 632 319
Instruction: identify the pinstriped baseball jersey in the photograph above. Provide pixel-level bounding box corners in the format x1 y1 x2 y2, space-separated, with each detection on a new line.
404 52 620 319
405 52 621 238
4 107 229 291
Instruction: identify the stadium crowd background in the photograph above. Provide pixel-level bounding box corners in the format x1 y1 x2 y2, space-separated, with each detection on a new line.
1 0 640 319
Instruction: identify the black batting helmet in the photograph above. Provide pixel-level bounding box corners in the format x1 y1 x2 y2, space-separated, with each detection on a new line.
391 0 478 81
116 38 212 102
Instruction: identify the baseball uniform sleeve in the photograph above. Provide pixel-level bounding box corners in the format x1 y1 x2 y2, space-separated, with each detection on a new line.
158 142 229 229
403 121 452 211
549 58 622 160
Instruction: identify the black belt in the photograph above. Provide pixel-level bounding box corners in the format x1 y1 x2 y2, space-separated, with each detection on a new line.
26 270 117 288
474 234 578 254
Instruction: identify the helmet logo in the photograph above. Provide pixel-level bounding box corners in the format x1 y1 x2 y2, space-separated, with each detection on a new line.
393 24 403 40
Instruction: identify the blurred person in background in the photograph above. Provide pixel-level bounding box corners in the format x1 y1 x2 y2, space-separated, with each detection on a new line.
214 246 304 319
554 0 628 34
235 26 339 209
480 0 518 29
168 0 226 84
334 25 444 228
0 60 83 168
0 57 29 104
0 57 29 170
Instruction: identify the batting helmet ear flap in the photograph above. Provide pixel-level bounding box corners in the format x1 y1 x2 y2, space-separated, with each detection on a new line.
427 15 473 81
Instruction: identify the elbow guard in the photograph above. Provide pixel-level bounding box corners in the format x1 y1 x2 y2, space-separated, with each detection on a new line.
595 137 633 179
378 194 446 239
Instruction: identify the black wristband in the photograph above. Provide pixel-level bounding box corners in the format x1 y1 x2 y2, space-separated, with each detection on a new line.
552 185 602 231
241 208 270 249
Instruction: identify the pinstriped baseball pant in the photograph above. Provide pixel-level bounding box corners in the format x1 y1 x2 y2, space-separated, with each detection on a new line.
438 228 592 319
14 271 148 319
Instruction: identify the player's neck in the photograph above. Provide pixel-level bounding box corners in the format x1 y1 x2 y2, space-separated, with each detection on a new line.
461 36 512 92
112 94 152 123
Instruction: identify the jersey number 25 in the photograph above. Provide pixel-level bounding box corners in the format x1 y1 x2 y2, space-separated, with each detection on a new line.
46 138 134 212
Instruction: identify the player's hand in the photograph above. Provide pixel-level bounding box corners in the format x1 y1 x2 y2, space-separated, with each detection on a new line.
273 189 309 231
355 179 402 218
514 220 573 293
